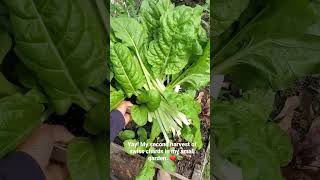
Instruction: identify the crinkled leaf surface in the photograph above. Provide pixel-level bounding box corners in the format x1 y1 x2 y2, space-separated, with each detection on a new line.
0 94 43 158
213 90 292 180
212 0 250 37
4 0 107 114
164 91 203 149
140 0 173 32
170 42 210 90
137 89 161 111
67 137 107 180
146 5 205 75
110 43 145 97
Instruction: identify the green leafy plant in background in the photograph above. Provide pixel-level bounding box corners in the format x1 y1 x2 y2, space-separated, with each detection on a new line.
110 0 209 178
213 90 292 180
212 0 320 179
0 0 107 180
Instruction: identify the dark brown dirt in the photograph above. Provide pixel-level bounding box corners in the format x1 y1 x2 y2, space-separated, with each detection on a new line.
172 0 206 6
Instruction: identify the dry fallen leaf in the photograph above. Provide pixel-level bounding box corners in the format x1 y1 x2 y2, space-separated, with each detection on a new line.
275 96 300 131
196 91 205 104
275 96 300 120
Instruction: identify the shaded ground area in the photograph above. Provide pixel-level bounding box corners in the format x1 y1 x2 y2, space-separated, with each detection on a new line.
46 105 91 137
271 76 320 180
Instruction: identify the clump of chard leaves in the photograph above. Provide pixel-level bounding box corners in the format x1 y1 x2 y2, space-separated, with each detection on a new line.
110 0 209 177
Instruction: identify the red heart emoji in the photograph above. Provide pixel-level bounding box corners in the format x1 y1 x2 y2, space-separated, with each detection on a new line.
169 155 176 161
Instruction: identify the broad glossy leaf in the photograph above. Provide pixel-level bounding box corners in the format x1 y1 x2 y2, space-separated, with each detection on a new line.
132 105 148 126
213 0 317 90
212 0 250 37
146 5 204 75
111 17 147 49
110 89 124 111
25 88 47 104
0 31 11 64
67 137 107 180
0 73 17 97
140 0 173 32
84 102 107 135
170 42 210 90
137 127 147 142
4 0 107 114
0 94 43 158
137 89 161 111
118 130 135 141
136 158 155 180
213 90 292 180
149 119 161 142
110 43 145 97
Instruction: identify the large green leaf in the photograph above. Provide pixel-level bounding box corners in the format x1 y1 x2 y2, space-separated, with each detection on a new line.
0 73 17 97
84 102 107 135
213 90 292 180
136 157 155 180
212 0 250 37
67 137 107 180
164 91 203 149
0 31 11 63
213 0 318 90
146 5 205 76
4 0 107 114
137 89 161 111
169 42 210 90
0 1 10 32
140 0 173 32
149 119 161 142
131 105 148 126
111 17 147 50
110 43 145 97
118 130 135 141
0 93 43 158
110 88 124 111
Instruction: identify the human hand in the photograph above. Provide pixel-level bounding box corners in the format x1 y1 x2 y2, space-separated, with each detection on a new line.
18 124 74 180
116 101 133 125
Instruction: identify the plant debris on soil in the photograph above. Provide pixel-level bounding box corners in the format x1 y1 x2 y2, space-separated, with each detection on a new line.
271 75 320 180
175 87 210 178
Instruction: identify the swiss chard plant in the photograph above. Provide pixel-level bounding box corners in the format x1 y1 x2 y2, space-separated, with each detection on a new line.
110 0 209 177
212 0 320 179
0 0 107 180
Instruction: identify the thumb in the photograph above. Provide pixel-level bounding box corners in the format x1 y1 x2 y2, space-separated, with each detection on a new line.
45 164 69 180
117 101 133 115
